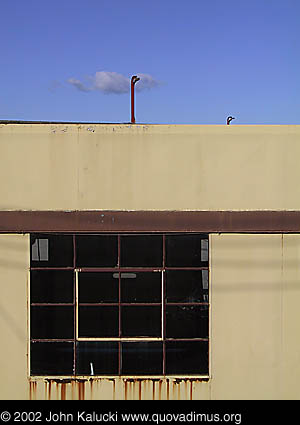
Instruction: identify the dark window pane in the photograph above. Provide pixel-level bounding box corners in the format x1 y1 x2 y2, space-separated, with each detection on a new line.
31 238 48 261
121 272 161 303
31 342 74 376
78 306 118 338
76 342 118 375
166 234 208 267
30 270 74 303
31 306 74 339
78 272 118 303
30 234 73 268
201 238 209 263
166 270 208 303
166 305 208 339
121 306 161 337
76 235 117 267
120 235 162 267
122 342 163 375
166 341 208 375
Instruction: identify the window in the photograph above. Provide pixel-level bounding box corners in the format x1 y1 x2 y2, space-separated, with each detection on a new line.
30 233 209 376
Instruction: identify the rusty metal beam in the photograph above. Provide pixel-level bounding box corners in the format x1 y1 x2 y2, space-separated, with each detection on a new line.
1 210 300 233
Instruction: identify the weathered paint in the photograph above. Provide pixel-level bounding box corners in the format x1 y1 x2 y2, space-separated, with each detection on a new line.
3 210 300 233
0 124 300 211
1 124 300 400
0 234 292 399
0 235 29 400
111 379 116 400
28 378 200 400
29 381 36 400
78 380 85 400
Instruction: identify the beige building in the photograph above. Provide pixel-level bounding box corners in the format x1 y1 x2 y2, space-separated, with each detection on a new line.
0 122 300 400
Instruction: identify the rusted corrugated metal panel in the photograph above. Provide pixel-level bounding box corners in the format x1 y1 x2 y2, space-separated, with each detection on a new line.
1 210 300 233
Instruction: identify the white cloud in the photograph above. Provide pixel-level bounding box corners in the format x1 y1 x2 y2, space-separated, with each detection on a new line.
67 71 161 94
93 71 129 94
67 78 91 92
135 73 161 92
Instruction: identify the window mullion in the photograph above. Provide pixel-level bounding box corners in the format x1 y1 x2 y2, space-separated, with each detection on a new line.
118 237 121 375
162 234 166 375
75 270 79 341
162 269 166 376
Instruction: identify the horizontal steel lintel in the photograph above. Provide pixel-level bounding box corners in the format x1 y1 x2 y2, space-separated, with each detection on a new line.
1 210 300 233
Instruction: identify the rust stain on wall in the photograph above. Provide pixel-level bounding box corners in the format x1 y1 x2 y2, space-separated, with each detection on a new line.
112 380 116 400
29 381 36 400
108 379 115 400
44 382 47 400
131 380 134 399
71 381 75 400
124 380 128 400
184 380 188 399
124 378 142 400
90 379 93 399
78 381 85 400
158 380 162 400
61 383 66 400
173 378 182 400
29 377 205 400
55 382 59 400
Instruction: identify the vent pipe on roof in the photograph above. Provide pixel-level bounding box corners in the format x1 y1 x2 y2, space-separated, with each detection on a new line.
227 116 235 125
131 75 140 124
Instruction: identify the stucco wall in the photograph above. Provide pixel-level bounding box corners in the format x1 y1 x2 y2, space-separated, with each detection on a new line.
211 234 282 399
211 234 300 400
0 124 299 211
1 124 300 399
1 233 300 400
0 234 29 400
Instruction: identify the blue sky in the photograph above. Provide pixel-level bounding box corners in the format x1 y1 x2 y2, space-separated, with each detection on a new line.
0 0 299 124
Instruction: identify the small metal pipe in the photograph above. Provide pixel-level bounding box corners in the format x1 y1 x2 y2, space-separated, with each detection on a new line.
226 116 235 125
131 75 140 124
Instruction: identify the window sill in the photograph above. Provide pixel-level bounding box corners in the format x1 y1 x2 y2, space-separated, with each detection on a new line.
29 375 210 381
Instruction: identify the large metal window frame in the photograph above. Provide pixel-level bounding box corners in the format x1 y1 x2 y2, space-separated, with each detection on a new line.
29 232 210 378
75 269 165 342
